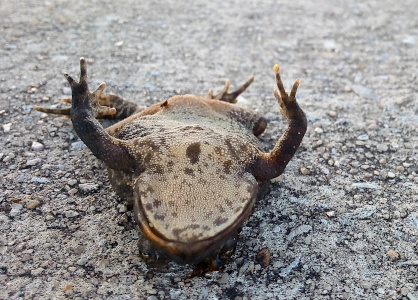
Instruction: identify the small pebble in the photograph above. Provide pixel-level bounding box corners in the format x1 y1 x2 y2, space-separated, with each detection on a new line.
256 248 271 268
79 183 99 193
326 211 335 217
10 203 23 217
148 289 158 295
387 250 399 258
2 123 12 132
68 179 78 186
26 200 41 209
270 174 284 183
387 172 396 179
300 167 309 175
65 210 79 218
76 258 89 266
31 141 44 151
63 285 74 292
377 144 388 152
26 158 42 166
287 225 312 241
31 268 44 276
68 188 78 195
217 273 230 284
328 110 337 117
352 183 378 189
357 134 369 141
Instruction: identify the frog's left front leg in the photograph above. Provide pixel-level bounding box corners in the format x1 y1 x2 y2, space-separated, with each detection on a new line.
60 90 142 119
34 64 142 120
251 65 307 181
49 57 136 171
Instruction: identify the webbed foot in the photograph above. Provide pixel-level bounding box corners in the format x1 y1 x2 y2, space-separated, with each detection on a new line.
207 75 254 103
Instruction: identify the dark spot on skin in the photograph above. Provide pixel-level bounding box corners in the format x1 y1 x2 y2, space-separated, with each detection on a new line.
234 206 242 213
225 139 239 160
202 225 210 231
184 167 194 175
223 160 233 174
154 165 163 174
145 203 153 211
154 213 165 221
144 153 152 164
214 217 228 226
190 224 200 229
141 140 159 151
204 212 213 220
217 205 226 213
171 212 178 217
172 228 186 238
240 143 248 153
225 199 233 208
186 142 201 164
153 199 161 208
166 160 174 172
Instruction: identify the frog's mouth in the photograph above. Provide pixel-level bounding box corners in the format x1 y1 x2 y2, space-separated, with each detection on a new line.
133 172 259 265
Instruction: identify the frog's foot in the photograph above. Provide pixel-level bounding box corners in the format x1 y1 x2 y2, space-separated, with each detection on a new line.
33 59 116 119
207 75 254 103
272 64 301 120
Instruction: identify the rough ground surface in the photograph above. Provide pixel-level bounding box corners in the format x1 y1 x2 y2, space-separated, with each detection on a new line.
1 0 417 299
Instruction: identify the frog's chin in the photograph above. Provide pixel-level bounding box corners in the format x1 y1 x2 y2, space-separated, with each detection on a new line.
133 190 257 265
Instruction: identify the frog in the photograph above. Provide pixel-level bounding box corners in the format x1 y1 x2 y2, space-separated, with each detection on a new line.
34 58 307 270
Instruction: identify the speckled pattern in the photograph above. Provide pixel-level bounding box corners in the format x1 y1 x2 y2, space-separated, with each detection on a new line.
113 96 263 242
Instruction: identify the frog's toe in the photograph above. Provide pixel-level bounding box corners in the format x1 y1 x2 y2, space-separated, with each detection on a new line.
273 64 301 119
207 76 254 103
32 105 71 117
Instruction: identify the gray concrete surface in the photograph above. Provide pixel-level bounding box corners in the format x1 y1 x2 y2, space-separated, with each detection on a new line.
1 0 417 299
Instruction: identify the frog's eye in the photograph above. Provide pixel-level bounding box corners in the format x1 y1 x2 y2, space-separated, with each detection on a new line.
141 249 158 262
141 252 150 260
219 249 235 261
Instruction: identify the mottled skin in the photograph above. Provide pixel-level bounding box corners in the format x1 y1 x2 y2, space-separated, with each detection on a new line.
34 58 307 269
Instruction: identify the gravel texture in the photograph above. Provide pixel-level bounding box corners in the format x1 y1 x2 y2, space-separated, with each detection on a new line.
1 0 417 299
